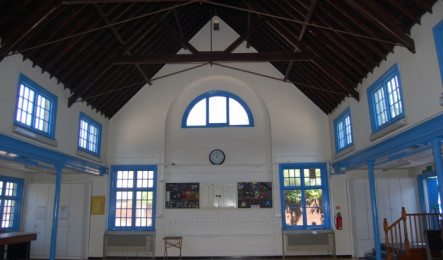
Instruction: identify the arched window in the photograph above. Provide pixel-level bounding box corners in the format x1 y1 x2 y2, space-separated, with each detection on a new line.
182 91 254 128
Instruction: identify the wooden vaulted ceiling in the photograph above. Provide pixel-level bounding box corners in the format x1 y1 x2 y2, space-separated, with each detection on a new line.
0 0 437 118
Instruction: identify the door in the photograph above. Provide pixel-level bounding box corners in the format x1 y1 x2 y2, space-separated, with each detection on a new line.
23 183 90 259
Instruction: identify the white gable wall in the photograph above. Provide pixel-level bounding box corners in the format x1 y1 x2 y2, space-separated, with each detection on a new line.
108 17 332 256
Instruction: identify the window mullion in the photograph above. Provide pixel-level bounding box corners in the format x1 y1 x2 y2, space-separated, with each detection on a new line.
301 186 307 228
132 177 138 229
31 93 38 131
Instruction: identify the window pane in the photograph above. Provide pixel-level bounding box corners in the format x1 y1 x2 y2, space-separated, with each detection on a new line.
115 191 133 227
337 121 345 149
5 182 17 196
0 178 23 231
34 94 51 133
304 168 321 186
387 75 403 119
1 200 16 228
135 191 153 227
283 169 301 187
305 189 324 226
116 171 134 188
88 124 98 153
209 96 227 124
187 99 206 126
284 190 303 226
374 87 388 127
16 84 34 126
137 170 154 188
79 120 88 149
229 98 249 125
345 115 352 145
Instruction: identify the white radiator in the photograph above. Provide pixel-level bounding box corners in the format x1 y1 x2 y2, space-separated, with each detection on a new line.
282 230 335 256
103 231 155 258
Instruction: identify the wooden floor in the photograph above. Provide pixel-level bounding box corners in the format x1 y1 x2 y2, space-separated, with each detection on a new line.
103 257 356 260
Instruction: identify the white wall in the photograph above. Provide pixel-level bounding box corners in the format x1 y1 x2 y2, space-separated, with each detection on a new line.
328 1 443 155
328 2 442 256
108 17 331 256
0 53 109 257
0 54 109 161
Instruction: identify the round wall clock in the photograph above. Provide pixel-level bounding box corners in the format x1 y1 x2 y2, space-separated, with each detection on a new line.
209 149 225 165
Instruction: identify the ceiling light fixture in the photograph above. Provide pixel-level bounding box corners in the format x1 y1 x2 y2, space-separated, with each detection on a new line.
213 19 220 31
0 150 18 158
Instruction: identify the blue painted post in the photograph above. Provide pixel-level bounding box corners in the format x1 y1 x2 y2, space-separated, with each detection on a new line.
432 139 443 212
49 165 63 260
368 160 382 260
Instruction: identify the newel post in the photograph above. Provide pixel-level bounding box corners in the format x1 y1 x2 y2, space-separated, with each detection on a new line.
402 207 410 256
384 218 391 260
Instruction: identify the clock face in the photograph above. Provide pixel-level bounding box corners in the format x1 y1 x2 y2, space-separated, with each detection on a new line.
209 149 225 165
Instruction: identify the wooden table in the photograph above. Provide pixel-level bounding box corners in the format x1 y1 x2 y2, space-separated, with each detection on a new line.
0 232 37 260
163 236 182 260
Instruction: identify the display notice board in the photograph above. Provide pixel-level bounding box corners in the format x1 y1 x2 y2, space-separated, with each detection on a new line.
165 183 199 208
237 182 272 208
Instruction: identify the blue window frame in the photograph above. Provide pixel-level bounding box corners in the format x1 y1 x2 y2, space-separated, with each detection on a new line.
434 20 443 85
78 112 102 156
14 74 58 138
108 165 157 231
182 90 254 128
367 64 405 133
0 176 24 232
279 163 330 230
334 108 353 153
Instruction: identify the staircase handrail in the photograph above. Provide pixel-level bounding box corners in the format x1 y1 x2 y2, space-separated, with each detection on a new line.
383 207 442 260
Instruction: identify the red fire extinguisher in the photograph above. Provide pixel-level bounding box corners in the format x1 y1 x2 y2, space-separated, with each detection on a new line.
335 212 343 230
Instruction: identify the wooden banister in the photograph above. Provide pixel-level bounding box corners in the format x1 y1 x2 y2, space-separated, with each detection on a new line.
383 207 443 260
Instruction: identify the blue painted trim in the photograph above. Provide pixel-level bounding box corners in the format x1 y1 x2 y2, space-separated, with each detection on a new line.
108 165 157 231
367 64 405 133
0 133 107 175
417 172 437 213
432 139 443 213
0 176 24 232
368 161 382 260
433 20 443 85
14 73 58 139
333 107 353 153
78 112 102 157
333 114 443 172
279 162 330 230
49 166 62 260
181 90 254 128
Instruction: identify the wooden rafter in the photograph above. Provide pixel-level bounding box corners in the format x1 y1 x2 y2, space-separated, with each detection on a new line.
113 52 311 64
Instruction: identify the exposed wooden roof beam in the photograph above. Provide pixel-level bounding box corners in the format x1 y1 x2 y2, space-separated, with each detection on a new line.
298 0 318 41
0 3 60 61
224 19 263 53
63 0 199 3
345 0 415 53
94 4 152 85
158 18 198 54
114 52 311 64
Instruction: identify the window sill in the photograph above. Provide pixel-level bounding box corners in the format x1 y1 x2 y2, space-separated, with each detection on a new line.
334 144 355 159
370 117 407 142
13 125 57 147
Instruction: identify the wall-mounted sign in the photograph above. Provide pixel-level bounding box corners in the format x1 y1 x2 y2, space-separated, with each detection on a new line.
91 196 105 215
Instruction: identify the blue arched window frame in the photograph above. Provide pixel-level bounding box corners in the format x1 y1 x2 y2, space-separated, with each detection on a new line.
181 90 254 128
